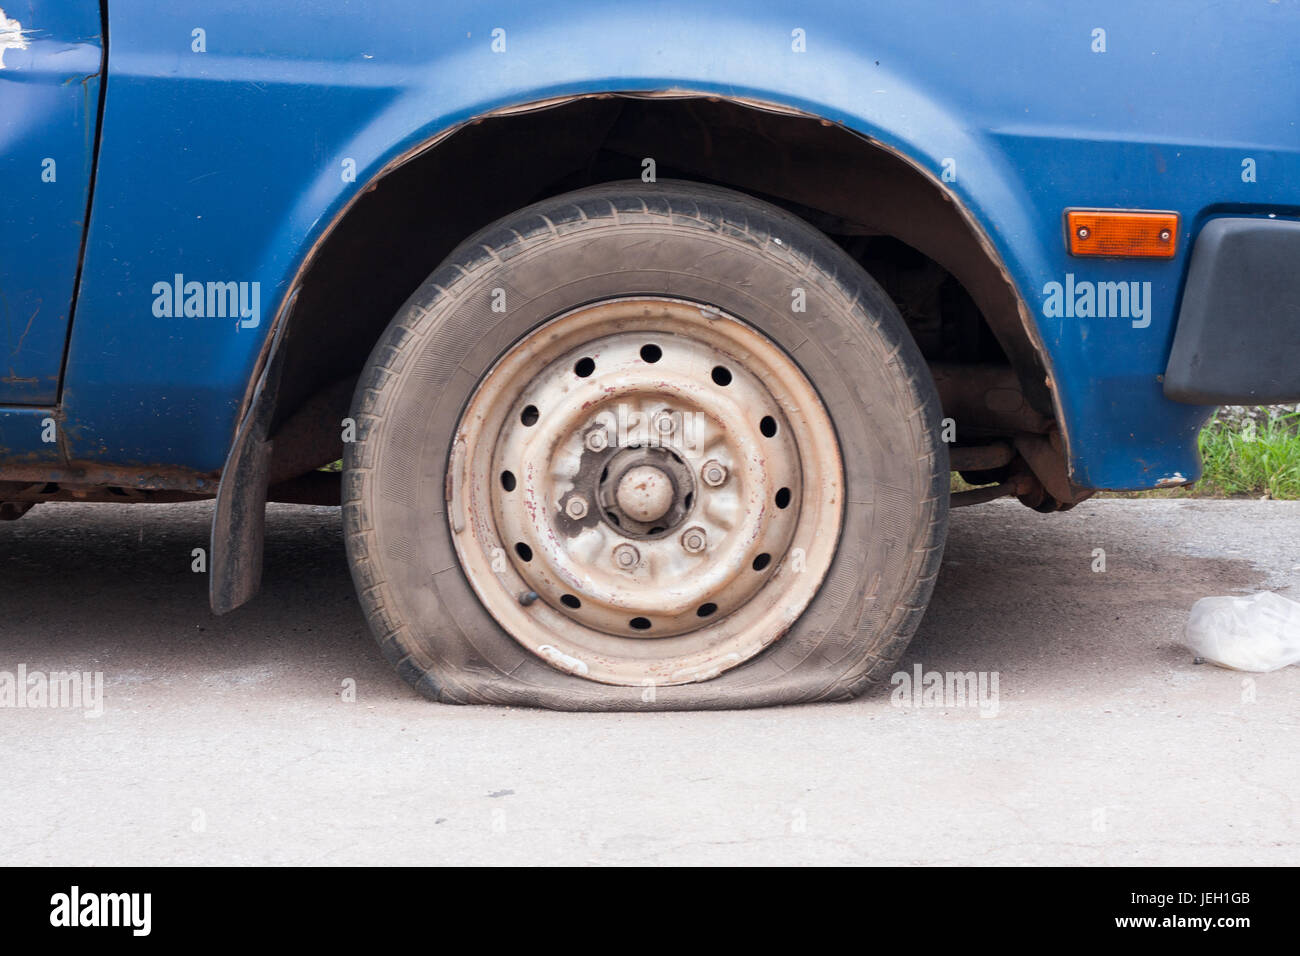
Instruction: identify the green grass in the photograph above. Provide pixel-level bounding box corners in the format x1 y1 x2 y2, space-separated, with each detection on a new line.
1188 407 1300 499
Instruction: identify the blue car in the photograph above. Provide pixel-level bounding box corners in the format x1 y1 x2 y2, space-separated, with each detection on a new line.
2 1 1297 708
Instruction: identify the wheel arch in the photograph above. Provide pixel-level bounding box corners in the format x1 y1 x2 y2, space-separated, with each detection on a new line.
211 90 1061 613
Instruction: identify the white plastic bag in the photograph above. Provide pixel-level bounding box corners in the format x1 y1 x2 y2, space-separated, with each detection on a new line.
1184 592 1300 672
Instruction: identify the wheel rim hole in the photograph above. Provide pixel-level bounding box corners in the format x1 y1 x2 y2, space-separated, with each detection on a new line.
752 552 771 571
775 487 792 509
520 405 539 427
514 542 533 562
629 617 652 631
560 594 582 609
696 602 718 618
499 470 516 492
574 357 595 378
711 365 732 386
640 344 662 364
759 415 778 438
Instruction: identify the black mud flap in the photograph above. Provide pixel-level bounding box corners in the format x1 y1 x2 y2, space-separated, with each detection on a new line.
209 292 295 614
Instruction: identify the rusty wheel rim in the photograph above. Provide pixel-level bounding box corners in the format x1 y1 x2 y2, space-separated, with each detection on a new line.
448 297 844 687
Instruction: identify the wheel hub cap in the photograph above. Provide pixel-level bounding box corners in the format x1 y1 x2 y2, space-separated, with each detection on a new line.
595 446 696 538
614 465 674 523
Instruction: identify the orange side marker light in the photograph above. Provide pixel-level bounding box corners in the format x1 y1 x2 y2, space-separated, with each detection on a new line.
1066 210 1178 258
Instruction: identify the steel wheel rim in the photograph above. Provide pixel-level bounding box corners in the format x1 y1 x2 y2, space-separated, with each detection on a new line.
448 297 844 686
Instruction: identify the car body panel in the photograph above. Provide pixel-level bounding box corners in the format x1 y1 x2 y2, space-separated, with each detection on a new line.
4 0 1300 487
0 0 101 405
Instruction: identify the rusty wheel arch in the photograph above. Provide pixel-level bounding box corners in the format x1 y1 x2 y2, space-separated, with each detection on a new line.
211 90 1064 613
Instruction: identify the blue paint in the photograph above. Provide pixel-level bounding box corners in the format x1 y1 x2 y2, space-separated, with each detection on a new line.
0 0 101 405
4 0 1299 487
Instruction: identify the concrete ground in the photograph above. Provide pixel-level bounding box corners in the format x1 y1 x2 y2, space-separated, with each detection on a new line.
1 498 1297 866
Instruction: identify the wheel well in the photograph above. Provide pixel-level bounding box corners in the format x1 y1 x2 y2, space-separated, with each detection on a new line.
266 94 1052 481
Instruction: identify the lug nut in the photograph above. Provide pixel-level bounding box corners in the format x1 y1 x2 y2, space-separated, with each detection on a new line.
701 459 727 487
585 427 608 452
613 543 640 569
680 526 707 554
654 411 676 435
565 495 589 519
